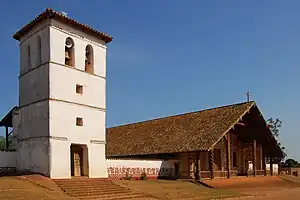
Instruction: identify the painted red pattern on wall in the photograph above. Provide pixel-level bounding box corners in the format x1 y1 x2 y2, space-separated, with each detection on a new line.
107 167 175 179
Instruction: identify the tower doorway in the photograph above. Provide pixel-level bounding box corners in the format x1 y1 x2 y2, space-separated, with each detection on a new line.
70 144 89 177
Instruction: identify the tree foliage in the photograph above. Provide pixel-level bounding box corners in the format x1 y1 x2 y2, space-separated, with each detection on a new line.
281 159 300 168
0 135 13 149
0 136 6 149
267 117 286 159
267 117 282 138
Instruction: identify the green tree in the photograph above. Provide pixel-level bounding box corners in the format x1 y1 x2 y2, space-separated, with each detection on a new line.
0 135 13 149
284 159 299 168
267 117 286 159
0 136 6 149
267 117 282 138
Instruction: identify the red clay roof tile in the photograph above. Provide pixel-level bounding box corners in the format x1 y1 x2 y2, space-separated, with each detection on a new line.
13 8 113 43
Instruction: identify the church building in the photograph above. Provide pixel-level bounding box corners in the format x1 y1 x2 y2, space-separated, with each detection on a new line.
0 8 283 180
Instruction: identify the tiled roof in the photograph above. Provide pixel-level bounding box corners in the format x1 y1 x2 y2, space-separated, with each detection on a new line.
13 8 113 43
106 101 256 157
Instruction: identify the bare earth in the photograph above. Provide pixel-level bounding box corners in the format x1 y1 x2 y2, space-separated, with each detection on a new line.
204 176 300 200
1 175 300 200
0 176 76 200
228 187 300 200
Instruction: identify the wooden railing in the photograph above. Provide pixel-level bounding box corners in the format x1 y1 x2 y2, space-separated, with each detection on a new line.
200 171 211 178
256 170 265 176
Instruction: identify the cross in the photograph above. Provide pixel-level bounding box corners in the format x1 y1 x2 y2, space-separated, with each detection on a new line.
246 92 250 102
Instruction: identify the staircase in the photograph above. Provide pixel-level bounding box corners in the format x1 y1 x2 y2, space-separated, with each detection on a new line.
53 177 151 200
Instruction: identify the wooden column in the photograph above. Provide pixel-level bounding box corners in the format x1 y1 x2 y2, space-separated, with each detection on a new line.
270 156 274 176
226 134 231 178
187 154 191 178
5 126 9 150
209 149 215 179
262 147 267 176
252 140 256 176
195 152 201 181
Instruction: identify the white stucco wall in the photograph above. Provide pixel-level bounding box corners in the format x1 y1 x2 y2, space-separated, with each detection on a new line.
47 20 107 179
49 22 107 77
49 139 70 178
49 140 107 179
17 138 50 176
0 151 16 167
19 21 50 75
49 100 105 143
106 159 179 179
49 63 105 109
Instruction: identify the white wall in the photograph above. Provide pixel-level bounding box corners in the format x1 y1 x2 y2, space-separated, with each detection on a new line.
49 140 107 179
0 151 16 167
49 22 107 77
49 63 105 109
49 100 106 143
17 138 50 176
20 21 50 75
106 159 179 179
49 139 70 178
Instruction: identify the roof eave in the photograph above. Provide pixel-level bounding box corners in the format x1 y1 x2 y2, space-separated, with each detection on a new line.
12 8 113 43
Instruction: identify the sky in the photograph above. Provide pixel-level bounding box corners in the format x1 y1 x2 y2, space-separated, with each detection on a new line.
0 0 299 160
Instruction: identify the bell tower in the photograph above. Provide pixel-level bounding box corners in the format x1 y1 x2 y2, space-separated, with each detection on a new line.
13 8 112 178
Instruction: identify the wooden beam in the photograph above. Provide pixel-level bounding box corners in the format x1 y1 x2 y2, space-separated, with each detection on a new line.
236 122 247 126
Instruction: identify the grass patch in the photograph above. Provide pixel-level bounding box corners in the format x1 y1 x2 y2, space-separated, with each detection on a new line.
116 180 243 200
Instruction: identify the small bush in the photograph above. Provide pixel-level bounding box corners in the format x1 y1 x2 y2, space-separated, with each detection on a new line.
139 171 147 180
122 173 132 180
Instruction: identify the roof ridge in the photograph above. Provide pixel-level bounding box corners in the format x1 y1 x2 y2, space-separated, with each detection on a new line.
108 101 256 129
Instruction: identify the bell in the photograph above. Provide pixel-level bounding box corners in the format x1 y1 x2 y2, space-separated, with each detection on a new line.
65 51 70 60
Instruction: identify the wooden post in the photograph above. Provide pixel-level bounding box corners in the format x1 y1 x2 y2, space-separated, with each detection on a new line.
252 140 256 177
270 156 273 176
5 126 9 150
262 147 267 176
209 149 215 179
226 134 231 178
187 153 191 179
195 152 201 181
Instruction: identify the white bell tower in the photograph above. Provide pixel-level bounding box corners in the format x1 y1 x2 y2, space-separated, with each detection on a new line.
13 8 112 178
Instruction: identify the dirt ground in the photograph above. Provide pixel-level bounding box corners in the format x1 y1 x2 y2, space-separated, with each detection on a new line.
205 176 300 200
228 187 300 200
1 175 300 200
0 176 75 200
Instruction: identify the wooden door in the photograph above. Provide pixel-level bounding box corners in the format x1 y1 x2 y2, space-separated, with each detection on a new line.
73 151 82 176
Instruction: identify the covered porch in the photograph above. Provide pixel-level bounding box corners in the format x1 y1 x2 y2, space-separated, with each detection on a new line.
0 106 18 150
178 104 284 180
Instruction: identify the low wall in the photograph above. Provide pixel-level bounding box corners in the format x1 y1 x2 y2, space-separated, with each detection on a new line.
0 150 16 172
106 159 178 180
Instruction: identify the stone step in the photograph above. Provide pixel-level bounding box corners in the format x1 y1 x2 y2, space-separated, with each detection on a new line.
67 190 132 197
78 193 147 200
53 178 149 200
64 188 130 193
58 185 125 191
56 182 117 187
